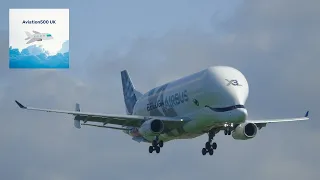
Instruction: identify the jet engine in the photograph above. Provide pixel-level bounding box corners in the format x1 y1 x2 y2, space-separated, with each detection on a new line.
232 123 258 140
138 119 164 137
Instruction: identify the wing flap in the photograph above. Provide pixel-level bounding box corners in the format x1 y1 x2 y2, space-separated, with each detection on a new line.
81 123 132 130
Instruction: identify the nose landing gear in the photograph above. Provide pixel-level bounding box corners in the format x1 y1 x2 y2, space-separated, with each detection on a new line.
202 130 217 156
224 129 232 135
149 136 164 154
224 123 233 135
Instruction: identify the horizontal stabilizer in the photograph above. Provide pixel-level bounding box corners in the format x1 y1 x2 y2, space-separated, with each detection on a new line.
81 123 131 130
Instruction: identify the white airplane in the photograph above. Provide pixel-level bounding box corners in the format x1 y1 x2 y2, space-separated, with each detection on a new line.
25 30 53 44
15 66 309 155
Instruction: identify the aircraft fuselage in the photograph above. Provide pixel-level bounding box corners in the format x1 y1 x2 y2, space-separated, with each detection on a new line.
124 66 249 142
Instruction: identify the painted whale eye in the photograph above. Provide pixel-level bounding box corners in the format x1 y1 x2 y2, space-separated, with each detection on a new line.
193 99 199 106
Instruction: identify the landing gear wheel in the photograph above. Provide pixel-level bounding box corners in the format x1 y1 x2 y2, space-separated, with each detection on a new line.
224 129 232 135
202 148 207 155
159 140 164 148
212 142 217 150
209 149 214 155
155 146 160 153
202 130 217 156
149 146 153 153
150 136 163 154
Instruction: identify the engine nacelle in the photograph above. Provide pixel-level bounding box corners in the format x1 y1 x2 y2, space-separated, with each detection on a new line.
138 119 164 137
232 123 258 140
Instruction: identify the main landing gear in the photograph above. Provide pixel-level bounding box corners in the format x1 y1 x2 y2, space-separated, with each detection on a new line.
149 136 164 154
202 131 217 156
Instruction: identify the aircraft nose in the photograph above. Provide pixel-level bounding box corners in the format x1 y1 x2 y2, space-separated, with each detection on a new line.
230 108 247 122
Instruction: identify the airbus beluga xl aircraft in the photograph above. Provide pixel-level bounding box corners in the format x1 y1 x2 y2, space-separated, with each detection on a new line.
15 66 309 155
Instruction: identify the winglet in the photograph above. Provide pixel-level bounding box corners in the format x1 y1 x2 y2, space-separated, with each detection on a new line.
305 111 309 117
15 100 26 109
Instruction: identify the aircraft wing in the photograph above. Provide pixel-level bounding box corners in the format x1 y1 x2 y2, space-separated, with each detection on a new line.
33 30 40 34
14 100 189 131
26 38 40 44
246 111 309 129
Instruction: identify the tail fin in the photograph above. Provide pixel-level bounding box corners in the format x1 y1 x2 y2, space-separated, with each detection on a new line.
25 31 32 40
74 103 81 129
134 89 143 99
121 70 139 115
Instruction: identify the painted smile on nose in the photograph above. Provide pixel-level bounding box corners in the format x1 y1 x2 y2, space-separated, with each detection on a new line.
205 105 248 121
204 105 245 112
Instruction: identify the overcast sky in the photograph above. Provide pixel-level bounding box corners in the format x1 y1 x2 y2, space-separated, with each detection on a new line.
0 0 319 180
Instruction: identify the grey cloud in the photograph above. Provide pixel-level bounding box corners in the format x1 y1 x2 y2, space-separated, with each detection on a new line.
1 0 320 179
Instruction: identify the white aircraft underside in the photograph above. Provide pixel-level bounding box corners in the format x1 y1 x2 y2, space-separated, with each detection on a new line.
15 66 309 155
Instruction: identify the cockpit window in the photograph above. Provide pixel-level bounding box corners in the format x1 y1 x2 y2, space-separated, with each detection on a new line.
47 34 52 37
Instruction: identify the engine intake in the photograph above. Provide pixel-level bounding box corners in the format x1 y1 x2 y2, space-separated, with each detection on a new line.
138 119 164 136
150 120 163 133
232 123 258 140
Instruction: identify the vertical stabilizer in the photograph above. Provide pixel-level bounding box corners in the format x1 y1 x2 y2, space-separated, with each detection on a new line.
25 31 32 40
74 103 81 129
121 70 138 115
